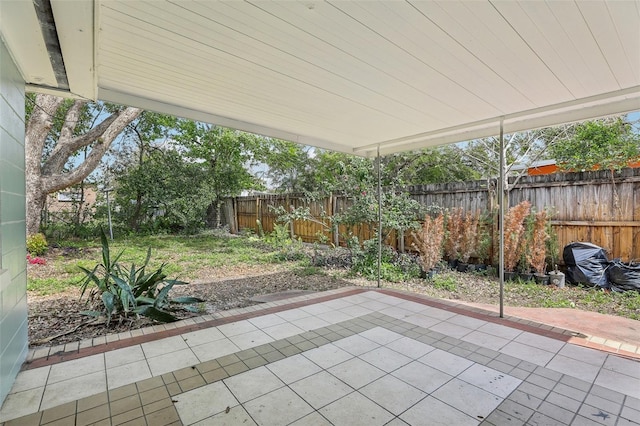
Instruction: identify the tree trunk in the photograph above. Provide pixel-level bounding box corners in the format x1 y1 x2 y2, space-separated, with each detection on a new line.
215 199 223 229
25 93 142 236
26 184 48 236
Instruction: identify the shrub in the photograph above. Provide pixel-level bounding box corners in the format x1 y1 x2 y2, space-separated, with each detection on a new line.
27 233 48 256
444 208 463 261
265 223 306 262
350 238 420 282
459 210 480 263
527 210 550 274
79 229 203 325
26 254 47 265
411 213 445 271
503 201 531 272
432 274 457 291
475 214 492 264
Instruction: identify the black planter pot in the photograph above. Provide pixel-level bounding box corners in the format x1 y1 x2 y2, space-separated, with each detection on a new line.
504 271 518 281
456 262 469 272
421 267 438 280
534 274 550 285
475 264 488 272
519 272 534 282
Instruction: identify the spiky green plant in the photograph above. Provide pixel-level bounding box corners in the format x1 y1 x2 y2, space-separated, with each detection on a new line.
79 229 202 325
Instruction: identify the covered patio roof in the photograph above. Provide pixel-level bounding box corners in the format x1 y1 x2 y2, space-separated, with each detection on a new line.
1 0 639 156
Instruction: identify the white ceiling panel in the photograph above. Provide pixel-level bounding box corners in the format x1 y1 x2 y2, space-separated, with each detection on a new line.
4 0 639 156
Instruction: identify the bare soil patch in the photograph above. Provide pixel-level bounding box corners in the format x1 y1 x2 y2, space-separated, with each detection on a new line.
28 263 640 348
28 268 353 347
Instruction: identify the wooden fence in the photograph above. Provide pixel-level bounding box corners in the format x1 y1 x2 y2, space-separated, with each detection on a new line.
224 168 640 262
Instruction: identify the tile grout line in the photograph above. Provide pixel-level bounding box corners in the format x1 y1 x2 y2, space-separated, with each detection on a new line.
24 287 368 369
25 285 639 371
7 310 637 426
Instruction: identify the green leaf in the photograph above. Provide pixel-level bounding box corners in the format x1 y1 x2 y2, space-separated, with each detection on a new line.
133 305 178 322
155 282 175 308
171 296 204 304
79 310 102 318
111 275 136 312
135 296 156 305
102 291 116 325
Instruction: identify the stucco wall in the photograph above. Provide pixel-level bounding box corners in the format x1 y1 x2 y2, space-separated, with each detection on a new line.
0 39 27 405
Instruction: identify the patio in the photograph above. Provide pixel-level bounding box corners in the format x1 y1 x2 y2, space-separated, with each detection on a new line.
1 287 638 426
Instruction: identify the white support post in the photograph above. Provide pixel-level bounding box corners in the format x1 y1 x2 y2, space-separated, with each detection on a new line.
499 119 505 318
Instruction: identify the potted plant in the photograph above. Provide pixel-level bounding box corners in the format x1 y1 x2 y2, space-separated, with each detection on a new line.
443 208 463 269
458 210 480 272
411 213 445 279
503 201 531 280
518 212 535 281
528 209 550 284
473 217 491 272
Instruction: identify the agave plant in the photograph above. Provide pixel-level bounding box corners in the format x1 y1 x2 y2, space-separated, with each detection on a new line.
79 229 203 325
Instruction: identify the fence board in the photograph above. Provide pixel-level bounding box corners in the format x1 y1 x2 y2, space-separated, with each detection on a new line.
228 168 640 262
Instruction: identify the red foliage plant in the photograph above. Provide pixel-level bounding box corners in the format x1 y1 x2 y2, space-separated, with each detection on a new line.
412 213 445 271
444 208 463 261
503 201 531 272
527 210 550 274
459 210 480 263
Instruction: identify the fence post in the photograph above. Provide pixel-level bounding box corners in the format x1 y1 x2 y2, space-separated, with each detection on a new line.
256 198 260 234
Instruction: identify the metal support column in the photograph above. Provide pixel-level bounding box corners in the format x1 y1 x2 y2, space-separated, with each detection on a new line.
377 146 382 288
499 119 505 318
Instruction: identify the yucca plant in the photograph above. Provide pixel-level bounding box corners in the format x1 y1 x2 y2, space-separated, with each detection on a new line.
79 229 203 325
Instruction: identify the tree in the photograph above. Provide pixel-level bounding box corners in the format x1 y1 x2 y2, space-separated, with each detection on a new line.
548 117 639 172
258 140 316 193
25 93 142 235
107 111 178 230
548 116 639 216
174 121 264 228
115 148 209 233
382 146 479 185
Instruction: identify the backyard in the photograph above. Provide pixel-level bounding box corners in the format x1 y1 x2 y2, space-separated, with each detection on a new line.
27 232 640 348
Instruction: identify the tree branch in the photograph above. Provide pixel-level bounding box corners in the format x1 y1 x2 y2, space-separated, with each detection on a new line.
57 100 87 145
42 107 142 193
25 94 64 178
42 112 121 176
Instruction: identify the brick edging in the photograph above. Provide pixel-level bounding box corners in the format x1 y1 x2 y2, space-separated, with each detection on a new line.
24 288 367 370
24 286 639 370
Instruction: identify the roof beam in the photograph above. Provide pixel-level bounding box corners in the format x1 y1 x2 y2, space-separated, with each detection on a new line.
356 86 640 156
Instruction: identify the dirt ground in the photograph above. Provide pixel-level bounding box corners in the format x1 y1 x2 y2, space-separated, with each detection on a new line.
27 261 639 348
28 266 354 347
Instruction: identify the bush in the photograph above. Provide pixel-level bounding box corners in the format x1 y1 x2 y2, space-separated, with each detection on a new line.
432 274 457 291
351 238 421 282
444 208 463 261
503 201 531 272
264 223 307 262
79 229 203 325
411 213 445 271
26 233 48 256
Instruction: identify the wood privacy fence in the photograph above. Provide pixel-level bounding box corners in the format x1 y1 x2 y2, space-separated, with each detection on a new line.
223 168 640 263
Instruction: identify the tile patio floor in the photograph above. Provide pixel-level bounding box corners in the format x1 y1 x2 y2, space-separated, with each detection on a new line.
1 287 639 425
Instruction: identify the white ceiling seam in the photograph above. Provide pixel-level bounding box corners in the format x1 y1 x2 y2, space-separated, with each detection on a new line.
360 87 640 156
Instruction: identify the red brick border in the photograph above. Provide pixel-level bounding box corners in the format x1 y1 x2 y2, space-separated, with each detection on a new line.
25 287 639 370
24 288 366 370
376 288 640 360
